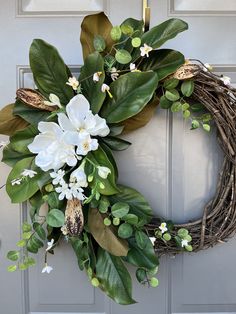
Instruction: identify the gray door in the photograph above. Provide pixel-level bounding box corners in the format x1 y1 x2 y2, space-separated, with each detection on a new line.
1 0 236 313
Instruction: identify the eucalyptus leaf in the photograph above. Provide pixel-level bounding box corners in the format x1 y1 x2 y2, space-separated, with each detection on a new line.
110 26 122 41
88 208 129 256
93 35 106 52
101 72 159 123
118 223 133 239
29 39 73 105
171 101 182 112
160 95 172 109
181 80 194 97
111 202 130 218
7 251 19 262
135 230 149 249
165 89 180 101
115 50 132 64
96 248 136 305
46 209 65 228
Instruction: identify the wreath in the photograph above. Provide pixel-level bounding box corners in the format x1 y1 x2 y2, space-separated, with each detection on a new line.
0 12 235 305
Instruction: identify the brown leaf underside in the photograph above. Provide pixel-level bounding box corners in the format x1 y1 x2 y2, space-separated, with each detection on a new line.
0 104 28 136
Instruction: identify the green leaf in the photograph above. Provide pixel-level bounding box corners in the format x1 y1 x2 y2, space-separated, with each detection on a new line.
25 257 36 267
47 191 65 210
17 240 26 247
141 18 188 49
111 202 130 218
125 237 159 270
109 185 153 226
115 50 132 64
190 103 205 112
110 26 122 41
160 95 172 109
93 35 106 52
96 248 136 305
79 52 106 113
13 99 50 126
121 18 144 37
135 230 149 249
136 268 146 283
80 12 114 60
98 196 110 213
203 124 211 132
0 104 29 136
26 237 39 253
101 137 131 151
140 49 185 80
183 110 191 119
132 37 141 47
7 251 19 262
33 222 46 240
10 125 38 154
165 89 180 101
29 39 73 105
88 208 129 256
19 263 28 271
46 209 65 228
6 157 49 203
98 143 118 180
121 24 133 35
118 223 133 239
181 80 194 97
181 102 190 111
2 143 33 167
89 146 119 195
7 265 17 272
22 222 32 232
123 214 139 225
22 232 32 240
164 78 179 90
30 234 44 248
191 120 200 129
171 101 182 112
70 237 89 271
101 72 159 123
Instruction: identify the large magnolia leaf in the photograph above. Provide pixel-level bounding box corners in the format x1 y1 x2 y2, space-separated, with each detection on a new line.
0 104 29 136
80 12 113 60
141 18 188 49
140 49 185 81
13 99 51 126
10 125 38 154
2 143 33 167
29 39 74 105
79 52 106 113
125 237 159 270
88 208 129 256
122 97 159 133
6 157 50 203
96 248 136 305
100 72 159 123
109 185 153 226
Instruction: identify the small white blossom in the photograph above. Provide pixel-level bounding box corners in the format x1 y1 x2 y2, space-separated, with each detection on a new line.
140 43 153 57
21 169 37 178
110 67 119 81
42 264 53 274
97 166 111 179
55 182 73 200
70 165 88 188
149 237 156 246
203 63 213 72
66 77 79 91
69 182 86 200
221 75 231 86
50 169 65 185
159 222 168 234
93 72 103 82
181 239 189 247
61 225 68 236
76 134 98 156
46 239 54 251
130 63 136 71
11 178 22 186
0 141 8 148
101 84 113 98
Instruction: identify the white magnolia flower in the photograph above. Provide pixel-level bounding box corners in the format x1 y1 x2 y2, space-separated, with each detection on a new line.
66 77 79 90
140 43 153 57
42 264 53 274
70 165 88 188
181 239 189 247
130 63 136 71
50 169 65 185
93 72 102 82
203 63 213 72
0 141 8 148
159 222 168 234
110 67 119 81
58 94 109 143
221 75 231 86
44 94 62 108
28 121 77 172
21 169 37 178
11 178 22 186
101 84 113 98
55 182 73 200
46 238 54 251
76 134 98 156
97 166 111 179
149 237 156 246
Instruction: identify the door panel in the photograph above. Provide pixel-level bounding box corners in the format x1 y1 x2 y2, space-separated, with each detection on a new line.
0 0 236 313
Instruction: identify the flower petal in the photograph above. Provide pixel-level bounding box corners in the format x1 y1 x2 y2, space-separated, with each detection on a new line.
66 95 90 129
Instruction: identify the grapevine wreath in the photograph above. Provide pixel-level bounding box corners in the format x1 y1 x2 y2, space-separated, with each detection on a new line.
0 12 235 305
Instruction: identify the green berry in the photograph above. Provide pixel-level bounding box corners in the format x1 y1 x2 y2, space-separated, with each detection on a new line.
163 233 171 241
45 184 54 192
150 277 159 288
104 218 111 226
113 217 120 226
91 278 100 287
131 37 141 47
185 245 193 252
